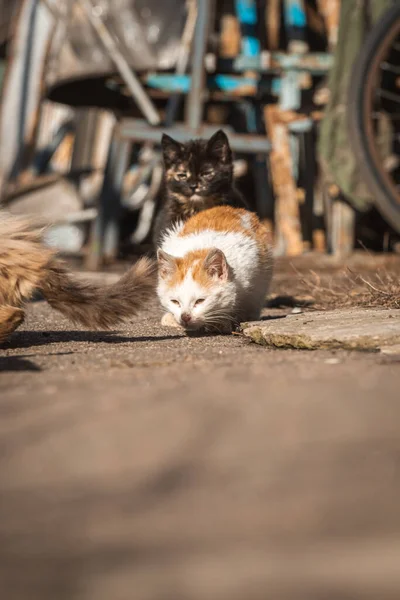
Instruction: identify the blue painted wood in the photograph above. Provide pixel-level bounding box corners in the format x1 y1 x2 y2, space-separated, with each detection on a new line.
235 0 257 25
283 0 308 49
284 0 307 28
242 37 260 57
146 74 258 94
235 0 260 58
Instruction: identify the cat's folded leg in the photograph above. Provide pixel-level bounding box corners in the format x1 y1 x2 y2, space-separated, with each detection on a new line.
160 312 181 328
218 322 234 335
0 305 25 343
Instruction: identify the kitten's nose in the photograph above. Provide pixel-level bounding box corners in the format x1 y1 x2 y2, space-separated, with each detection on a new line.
181 312 192 324
190 183 197 191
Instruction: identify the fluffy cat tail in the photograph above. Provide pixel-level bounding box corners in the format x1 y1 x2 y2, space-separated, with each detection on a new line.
40 257 157 330
0 212 157 330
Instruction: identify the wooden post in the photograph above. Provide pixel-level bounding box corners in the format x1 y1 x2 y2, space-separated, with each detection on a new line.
323 182 355 257
316 0 340 50
331 199 355 257
220 14 241 58
266 0 281 51
312 174 327 253
264 104 303 256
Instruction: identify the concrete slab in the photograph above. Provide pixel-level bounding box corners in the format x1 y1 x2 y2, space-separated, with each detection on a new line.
242 308 400 351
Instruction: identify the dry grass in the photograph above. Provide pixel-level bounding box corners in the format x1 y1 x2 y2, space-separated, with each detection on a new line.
269 256 400 311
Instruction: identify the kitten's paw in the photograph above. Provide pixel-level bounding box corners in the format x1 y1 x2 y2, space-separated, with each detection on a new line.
160 312 180 328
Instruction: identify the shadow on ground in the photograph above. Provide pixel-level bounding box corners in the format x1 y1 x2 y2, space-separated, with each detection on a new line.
0 356 41 372
1 330 184 350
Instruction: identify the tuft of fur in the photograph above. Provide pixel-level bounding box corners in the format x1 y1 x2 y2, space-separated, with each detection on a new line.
41 258 156 330
0 213 157 343
153 130 248 246
157 206 273 334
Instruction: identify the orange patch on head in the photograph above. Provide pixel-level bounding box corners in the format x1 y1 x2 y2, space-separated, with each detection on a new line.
160 248 216 289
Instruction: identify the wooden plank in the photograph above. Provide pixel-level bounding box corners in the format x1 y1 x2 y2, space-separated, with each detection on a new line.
52 133 74 171
312 173 327 253
316 0 340 50
284 0 309 54
331 199 355 257
37 102 74 173
265 0 281 51
219 14 241 58
312 229 326 252
264 104 303 256
304 3 325 38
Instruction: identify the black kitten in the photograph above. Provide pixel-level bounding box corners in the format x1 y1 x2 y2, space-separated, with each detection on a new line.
153 129 248 246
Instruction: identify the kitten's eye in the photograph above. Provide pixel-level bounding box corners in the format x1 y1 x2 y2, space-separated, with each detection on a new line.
202 171 214 180
176 172 187 180
171 299 180 306
194 298 205 306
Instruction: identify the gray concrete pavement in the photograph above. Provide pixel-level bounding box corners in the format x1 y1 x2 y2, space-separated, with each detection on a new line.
1 298 400 599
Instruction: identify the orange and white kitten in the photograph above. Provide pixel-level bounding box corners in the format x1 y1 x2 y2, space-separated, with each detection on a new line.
157 206 273 333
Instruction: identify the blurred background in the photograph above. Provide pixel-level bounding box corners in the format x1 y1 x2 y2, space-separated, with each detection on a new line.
0 0 399 268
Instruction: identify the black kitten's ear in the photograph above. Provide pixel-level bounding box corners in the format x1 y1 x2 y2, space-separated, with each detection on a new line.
207 129 232 164
157 249 177 278
204 248 229 281
161 134 183 166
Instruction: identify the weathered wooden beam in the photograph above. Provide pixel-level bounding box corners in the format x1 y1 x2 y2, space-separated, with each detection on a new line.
316 0 340 50
264 104 303 256
266 0 281 51
220 14 241 58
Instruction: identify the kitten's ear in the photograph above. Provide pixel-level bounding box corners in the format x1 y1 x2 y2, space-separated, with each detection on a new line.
204 248 229 281
207 129 232 164
157 249 177 278
161 134 183 166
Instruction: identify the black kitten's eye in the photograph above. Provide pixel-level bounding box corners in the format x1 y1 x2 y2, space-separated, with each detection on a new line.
171 299 180 306
176 172 187 180
202 171 214 180
194 298 205 306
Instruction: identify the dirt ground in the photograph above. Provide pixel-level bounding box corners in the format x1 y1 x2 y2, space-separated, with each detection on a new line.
1 253 400 599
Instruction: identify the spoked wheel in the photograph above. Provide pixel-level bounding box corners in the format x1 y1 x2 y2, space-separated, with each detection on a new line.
348 2 400 233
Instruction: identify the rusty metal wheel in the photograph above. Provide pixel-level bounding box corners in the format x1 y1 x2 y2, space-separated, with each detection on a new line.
348 2 400 234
